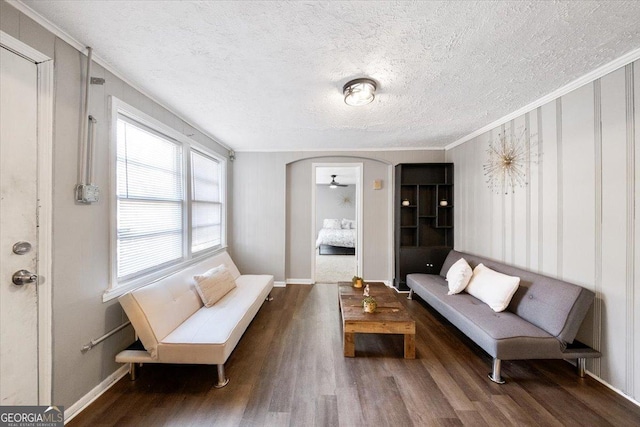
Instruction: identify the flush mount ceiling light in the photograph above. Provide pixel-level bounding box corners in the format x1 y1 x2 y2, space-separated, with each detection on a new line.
343 78 377 106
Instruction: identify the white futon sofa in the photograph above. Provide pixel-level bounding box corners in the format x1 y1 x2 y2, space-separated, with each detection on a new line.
116 251 274 387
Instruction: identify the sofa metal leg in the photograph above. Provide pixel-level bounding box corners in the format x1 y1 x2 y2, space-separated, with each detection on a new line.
407 289 414 300
266 293 274 302
577 358 586 378
214 364 230 388
129 362 138 381
488 358 506 384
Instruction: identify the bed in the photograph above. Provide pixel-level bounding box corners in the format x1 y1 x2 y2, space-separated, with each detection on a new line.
316 219 356 255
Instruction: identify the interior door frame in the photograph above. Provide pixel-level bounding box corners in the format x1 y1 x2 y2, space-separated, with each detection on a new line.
1 31 54 405
311 162 363 283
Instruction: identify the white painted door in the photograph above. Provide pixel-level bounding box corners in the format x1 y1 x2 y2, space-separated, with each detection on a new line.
0 46 39 405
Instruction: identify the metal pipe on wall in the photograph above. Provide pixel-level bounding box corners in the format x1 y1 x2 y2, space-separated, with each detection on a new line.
75 47 100 203
86 115 97 184
81 321 131 353
78 46 93 187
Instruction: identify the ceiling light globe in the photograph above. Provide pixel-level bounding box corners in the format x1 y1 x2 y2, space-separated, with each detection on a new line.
343 78 376 106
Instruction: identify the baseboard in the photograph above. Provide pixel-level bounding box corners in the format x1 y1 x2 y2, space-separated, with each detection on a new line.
558 359 640 408
64 364 129 424
285 278 313 285
586 370 640 408
273 281 286 287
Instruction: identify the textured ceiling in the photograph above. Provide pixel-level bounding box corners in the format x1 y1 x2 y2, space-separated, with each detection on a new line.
22 1 640 151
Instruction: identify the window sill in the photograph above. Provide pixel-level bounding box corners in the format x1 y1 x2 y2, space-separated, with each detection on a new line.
103 245 228 302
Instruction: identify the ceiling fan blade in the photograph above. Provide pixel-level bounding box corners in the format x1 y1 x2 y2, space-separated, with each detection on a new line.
328 174 348 187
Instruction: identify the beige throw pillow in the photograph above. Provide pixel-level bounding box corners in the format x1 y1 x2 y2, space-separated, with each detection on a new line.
465 263 520 312
445 257 473 295
193 265 237 307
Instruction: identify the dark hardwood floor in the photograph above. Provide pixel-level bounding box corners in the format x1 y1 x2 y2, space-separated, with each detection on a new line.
68 284 640 426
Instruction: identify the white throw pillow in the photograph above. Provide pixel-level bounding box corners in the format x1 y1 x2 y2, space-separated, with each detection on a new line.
193 265 237 307
465 263 520 312
341 219 355 229
323 218 342 229
445 257 473 295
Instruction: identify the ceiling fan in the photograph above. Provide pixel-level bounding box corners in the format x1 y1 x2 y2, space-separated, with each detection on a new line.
329 175 348 189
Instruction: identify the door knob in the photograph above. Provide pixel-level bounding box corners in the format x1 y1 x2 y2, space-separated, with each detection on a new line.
12 270 37 286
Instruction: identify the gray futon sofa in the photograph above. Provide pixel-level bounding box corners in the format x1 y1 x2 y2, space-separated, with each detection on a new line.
407 250 600 384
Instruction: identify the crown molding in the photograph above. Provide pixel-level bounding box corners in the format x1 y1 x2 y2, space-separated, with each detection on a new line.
234 146 445 153
445 46 640 151
8 0 232 152
7 1 86 51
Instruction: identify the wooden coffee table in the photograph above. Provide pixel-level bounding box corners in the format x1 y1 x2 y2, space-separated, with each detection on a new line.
338 282 415 359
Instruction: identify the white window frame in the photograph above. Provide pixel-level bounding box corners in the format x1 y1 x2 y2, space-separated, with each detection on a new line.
104 96 227 302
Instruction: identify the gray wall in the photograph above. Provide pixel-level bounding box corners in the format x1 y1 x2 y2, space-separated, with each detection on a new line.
1 0 230 409
232 151 444 283
446 60 640 401
315 184 355 235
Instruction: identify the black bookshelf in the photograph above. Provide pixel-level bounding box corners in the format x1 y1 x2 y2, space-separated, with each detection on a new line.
394 163 454 290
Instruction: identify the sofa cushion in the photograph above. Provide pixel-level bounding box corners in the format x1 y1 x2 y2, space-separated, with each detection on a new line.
445 257 473 295
438 250 594 344
159 274 274 364
465 263 520 312
194 265 237 307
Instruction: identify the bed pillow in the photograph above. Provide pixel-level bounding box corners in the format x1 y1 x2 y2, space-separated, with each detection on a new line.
323 219 342 229
341 219 355 229
445 257 473 295
193 265 237 307
465 263 520 312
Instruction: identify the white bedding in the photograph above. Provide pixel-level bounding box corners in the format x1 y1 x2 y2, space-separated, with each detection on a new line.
316 228 356 248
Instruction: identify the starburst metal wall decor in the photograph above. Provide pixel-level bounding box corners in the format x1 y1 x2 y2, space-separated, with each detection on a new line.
338 192 352 206
483 127 535 195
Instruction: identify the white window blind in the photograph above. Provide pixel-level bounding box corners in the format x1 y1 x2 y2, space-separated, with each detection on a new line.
108 98 227 301
116 117 184 280
191 150 222 252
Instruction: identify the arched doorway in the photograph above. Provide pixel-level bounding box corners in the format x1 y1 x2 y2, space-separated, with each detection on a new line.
312 163 363 283
284 156 393 285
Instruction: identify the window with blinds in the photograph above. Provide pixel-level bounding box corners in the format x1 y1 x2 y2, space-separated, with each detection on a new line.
191 151 222 253
116 117 184 280
108 98 226 298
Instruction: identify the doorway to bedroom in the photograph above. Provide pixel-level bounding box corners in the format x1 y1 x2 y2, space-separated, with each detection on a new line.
312 164 363 283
